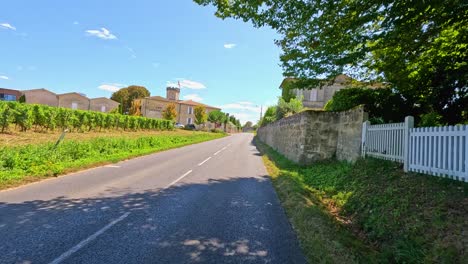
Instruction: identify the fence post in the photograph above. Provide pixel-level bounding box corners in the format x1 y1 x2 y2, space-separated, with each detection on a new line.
403 116 414 172
361 121 370 157
465 125 468 182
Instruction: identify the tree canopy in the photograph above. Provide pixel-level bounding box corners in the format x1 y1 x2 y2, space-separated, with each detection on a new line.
162 103 177 121
194 0 468 124
111 85 150 114
208 110 225 128
194 105 208 125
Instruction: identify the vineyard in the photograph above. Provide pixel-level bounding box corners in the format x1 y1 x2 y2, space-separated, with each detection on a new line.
0 101 173 132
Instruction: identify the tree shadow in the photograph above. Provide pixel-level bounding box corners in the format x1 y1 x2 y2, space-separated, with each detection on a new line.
0 176 305 264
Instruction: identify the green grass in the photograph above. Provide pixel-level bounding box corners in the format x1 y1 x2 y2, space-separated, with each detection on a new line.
255 137 468 264
0 131 225 189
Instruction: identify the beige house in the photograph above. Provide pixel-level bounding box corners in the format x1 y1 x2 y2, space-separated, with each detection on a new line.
90 97 120 113
139 87 220 125
22 88 59 107
57 92 90 110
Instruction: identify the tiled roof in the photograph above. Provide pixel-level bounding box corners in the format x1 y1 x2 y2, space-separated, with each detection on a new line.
145 95 171 102
178 100 220 110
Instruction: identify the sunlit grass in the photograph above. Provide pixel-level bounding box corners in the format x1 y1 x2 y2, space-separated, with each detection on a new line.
256 137 467 263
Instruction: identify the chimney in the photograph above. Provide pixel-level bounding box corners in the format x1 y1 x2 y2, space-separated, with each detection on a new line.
166 87 180 101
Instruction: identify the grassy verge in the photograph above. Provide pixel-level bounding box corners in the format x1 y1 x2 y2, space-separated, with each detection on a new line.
0 131 225 189
255 137 467 263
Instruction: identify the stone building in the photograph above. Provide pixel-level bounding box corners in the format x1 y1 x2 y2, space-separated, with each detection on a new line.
90 97 120 113
0 88 22 101
280 74 382 109
139 87 220 125
21 88 59 106
57 92 90 110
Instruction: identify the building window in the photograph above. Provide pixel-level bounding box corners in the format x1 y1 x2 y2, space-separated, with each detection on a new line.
0 93 17 101
101 105 106 112
310 89 318 101
187 117 192 124
188 106 193 114
72 102 78 110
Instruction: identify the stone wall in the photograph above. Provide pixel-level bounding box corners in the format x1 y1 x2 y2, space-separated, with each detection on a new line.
89 98 119 113
23 89 59 107
58 93 90 110
257 106 367 165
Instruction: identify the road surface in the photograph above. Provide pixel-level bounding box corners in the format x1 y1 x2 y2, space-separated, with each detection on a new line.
0 133 305 264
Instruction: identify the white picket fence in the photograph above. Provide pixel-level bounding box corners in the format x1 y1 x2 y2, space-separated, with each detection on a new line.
361 116 468 182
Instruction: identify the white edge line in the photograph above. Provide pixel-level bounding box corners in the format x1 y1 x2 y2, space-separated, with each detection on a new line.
49 212 130 264
198 157 212 166
166 170 192 188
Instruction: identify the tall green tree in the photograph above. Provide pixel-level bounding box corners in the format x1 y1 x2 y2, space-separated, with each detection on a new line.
195 0 468 124
162 103 178 121
111 85 150 114
208 110 225 128
194 105 208 125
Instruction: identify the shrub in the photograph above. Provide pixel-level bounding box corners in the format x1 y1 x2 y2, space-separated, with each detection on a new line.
325 87 410 123
276 96 303 119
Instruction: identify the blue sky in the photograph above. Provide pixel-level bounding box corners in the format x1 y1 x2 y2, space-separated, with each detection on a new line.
0 0 284 124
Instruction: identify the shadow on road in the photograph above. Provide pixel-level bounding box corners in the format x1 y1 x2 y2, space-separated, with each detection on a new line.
0 175 304 263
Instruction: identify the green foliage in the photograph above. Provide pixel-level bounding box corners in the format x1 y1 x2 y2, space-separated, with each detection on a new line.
0 132 225 187
419 112 445 127
162 103 178 121
111 85 150 114
257 139 468 263
194 105 207 125
325 87 411 123
208 110 225 128
0 101 173 133
195 0 468 125
276 96 303 119
259 106 277 127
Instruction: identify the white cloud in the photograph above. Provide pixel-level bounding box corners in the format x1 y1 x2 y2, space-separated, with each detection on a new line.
224 43 236 49
183 94 203 101
166 79 206 89
0 75 9 80
85 28 117 40
218 101 261 113
218 101 263 124
98 83 125 92
0 23 16 31
229 112 259 124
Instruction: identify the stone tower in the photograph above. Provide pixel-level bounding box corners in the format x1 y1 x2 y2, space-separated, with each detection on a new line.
166 87 180 101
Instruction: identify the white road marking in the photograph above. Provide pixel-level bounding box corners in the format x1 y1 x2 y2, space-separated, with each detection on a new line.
166 170 193 188
222 146 227 150
213 150 222 156
49 212 130 264
105 165 120 168
198 157 212 166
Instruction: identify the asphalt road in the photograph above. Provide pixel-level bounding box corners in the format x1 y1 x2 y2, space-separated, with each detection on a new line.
0 133 306 264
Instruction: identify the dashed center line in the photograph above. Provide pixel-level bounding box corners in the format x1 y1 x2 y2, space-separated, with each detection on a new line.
49 141 235 262
198 157 212 166
166 170 193 188
49 212 130 264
